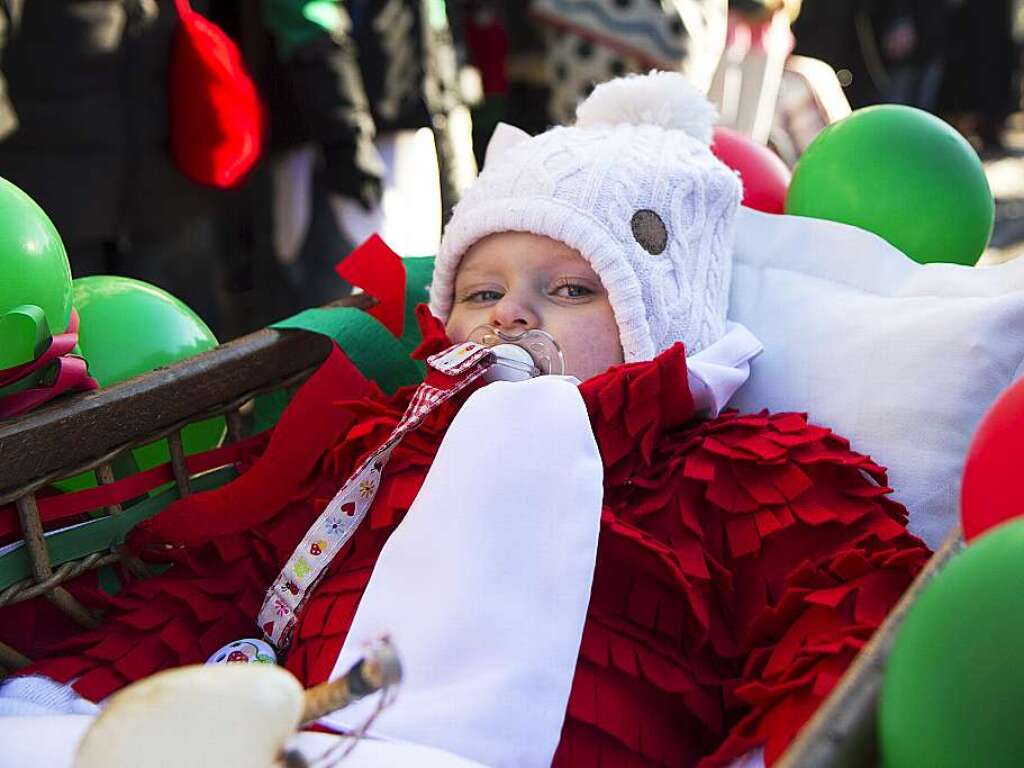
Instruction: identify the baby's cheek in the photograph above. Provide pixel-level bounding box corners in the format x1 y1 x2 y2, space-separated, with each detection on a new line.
445 314 469 344
558 311 623 380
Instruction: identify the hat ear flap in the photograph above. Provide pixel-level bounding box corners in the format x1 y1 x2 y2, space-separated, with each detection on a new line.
483 122 532 169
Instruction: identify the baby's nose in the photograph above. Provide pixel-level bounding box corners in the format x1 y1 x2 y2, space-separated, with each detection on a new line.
489 295 539 330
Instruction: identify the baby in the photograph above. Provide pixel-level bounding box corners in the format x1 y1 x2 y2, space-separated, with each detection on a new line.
5 72 929 768
445 231 624 382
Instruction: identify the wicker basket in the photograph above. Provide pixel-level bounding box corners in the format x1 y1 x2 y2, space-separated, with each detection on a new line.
0 298 380 673
774 524 962 767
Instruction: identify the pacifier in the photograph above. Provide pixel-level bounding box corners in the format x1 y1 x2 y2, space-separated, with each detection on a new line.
468 325 565 383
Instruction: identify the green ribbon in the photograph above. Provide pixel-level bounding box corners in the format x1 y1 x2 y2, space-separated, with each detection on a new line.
0 468 236 593
0 304 50 371
272 306 423 394
270 254 437 394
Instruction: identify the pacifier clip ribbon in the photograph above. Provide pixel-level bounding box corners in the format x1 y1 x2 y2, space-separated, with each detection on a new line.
258 342 493 649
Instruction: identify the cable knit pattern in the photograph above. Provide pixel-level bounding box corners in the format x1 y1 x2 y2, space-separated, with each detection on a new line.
430 72 742 360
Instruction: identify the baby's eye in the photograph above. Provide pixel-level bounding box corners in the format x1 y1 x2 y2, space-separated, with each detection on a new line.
552 283 594 299
462 289 504 303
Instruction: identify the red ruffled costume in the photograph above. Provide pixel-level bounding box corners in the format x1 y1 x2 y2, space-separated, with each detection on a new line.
25 310 930 766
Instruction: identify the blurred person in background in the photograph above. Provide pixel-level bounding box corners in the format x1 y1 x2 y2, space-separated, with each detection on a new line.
790 0 898 109
0 0 223 330
206 0 387 335
865 0 953 111
210 0 472 336
791 0 1017 140
710 0 802 143
0 3 17 146
526 0 729 126
427 2 735 182
937 0 1018 153
0 0 472 341
459 1 554 166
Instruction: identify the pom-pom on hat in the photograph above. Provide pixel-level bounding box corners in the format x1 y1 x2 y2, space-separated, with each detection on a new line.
430 70 742 361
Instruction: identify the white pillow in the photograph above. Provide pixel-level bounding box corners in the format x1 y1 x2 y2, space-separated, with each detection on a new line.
729 208 1024 549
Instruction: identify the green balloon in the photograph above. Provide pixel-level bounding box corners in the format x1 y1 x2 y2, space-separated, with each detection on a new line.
786 105 994 266
879 519 1024 767
58 277 224 491
0 177 72 368
74 276 219 386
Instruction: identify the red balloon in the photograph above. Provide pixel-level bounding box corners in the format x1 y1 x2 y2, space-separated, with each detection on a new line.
711 126 791 214
961 378 1024 541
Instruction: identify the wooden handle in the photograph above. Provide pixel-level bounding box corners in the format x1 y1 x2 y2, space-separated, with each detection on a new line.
301 639 402 723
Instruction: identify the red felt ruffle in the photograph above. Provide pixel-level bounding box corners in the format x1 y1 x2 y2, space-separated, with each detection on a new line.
553 345 930 767
18 326 929 768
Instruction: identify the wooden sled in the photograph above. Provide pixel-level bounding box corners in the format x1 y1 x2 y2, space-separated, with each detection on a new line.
0 294 962 766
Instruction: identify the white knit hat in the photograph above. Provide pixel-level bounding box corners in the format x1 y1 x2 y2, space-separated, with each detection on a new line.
429 71 742 361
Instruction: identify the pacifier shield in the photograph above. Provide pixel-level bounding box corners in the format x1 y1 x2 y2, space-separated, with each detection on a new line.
483 343 536 383
468 325 565 378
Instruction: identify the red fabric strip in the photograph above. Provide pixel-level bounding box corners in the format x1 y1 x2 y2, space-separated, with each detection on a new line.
335 235 407 339
130 346 371 549
0 432 270 542
0 357 98 419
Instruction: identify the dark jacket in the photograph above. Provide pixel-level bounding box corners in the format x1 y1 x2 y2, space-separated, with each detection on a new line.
214 0 462 210
348 0 461 133
0 2 17 143
0 0 215 247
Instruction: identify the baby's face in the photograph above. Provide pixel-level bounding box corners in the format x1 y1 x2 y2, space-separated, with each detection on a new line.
445 232 624 381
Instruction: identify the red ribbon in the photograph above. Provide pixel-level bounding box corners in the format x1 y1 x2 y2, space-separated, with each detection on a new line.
0 431 271 544
335 235 407 339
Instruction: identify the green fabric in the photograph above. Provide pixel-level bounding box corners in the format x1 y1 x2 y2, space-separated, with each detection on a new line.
250 388 292 437
271 306 423 394
400 255 435 350
0 468 236 593
255 257 434 428
0 304 50 372
262 0 348 59
271 255 436 391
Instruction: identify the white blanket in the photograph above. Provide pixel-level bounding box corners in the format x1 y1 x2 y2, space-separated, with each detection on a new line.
0 715 485 768
322 376 604 768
